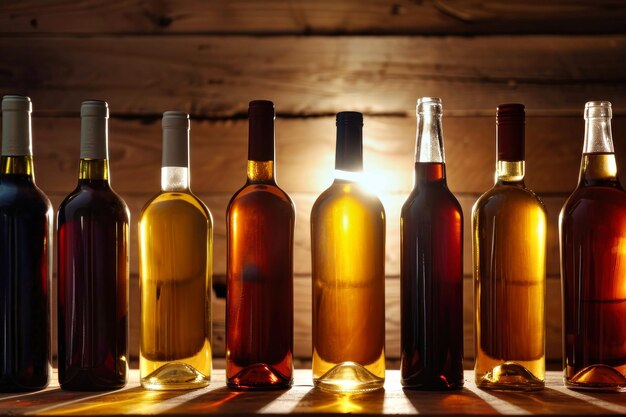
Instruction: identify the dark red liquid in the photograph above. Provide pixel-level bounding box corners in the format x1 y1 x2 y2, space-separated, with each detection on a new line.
400 162 464 390
57 179 129 390
561 161 626 383
226 183 294 390
0 173 51 391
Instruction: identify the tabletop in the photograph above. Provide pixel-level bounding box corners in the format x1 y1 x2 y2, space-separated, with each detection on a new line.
1 370 625 416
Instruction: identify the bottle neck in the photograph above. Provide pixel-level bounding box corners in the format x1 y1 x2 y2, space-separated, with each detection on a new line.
580 104 619 186
414 101 446 185
335 113 363 176
1 155 34 180
496 160 525 184
247 160 275 183
78 159 109 183
161 166 189 192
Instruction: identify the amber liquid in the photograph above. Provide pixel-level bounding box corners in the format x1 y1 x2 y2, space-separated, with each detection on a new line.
473 162 546 390
226 162 294 390
0 157 51 391
311 178 386 392
139 191 212 390
561 153 626 391
400 162 463 390
57 165 129 391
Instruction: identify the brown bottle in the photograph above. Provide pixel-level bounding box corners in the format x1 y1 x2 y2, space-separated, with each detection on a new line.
560 101 626 391
226 100 294 390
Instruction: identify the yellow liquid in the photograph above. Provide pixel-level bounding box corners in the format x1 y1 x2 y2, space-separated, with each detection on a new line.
139 191 213 390
311 180 386 392
472 180 546 391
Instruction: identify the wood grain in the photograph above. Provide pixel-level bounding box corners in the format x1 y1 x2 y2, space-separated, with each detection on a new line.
20 116 626 196
2 1 626 35
3 36 626 116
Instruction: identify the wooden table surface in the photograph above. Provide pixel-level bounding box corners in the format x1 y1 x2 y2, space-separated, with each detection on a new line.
1 370 625 416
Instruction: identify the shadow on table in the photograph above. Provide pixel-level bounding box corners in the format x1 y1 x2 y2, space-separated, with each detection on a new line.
163 386 289 414
486 387 614 415
403 387 496 415
291 387 385 414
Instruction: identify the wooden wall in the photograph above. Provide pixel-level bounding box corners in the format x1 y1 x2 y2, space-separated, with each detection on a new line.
2 1 626 367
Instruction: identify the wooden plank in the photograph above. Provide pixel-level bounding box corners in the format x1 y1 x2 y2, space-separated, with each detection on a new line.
22 116 626 195
6 371 618 417
3 36 626 116
2 1 626 35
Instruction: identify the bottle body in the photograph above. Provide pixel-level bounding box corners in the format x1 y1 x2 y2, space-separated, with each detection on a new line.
226 174 294 389
401 162 464 389
560 102 626 391
311 180 386 392
139 189 213 390
473 181 546 390
0 159 51 391
57 173 129 390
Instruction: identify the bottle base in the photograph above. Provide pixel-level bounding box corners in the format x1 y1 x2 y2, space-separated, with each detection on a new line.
227 363 292 391
0 377 49 392
59 369 126 391
314 361 384 393
402 375 464 391
566 365 626 392
477 362 544 391
141 363 209 391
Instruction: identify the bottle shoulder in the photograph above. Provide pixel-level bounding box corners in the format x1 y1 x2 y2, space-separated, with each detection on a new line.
140 190 212 223
312 181 385 216
0 177 52 213
561 184 626 218
58 184 129 219
228 182 294 210
402 184 462 215
474 183 545 209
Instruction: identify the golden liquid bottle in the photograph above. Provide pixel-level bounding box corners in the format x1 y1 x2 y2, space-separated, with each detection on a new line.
311 111 386 393
139 112 213 390
472 104 546 391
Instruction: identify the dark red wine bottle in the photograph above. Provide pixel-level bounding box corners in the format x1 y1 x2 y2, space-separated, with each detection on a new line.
226 100 294 390
57 101 129 390
400 97 464 390
0 95 52 392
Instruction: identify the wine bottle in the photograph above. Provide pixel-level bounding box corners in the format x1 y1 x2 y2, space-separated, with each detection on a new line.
311 111 386 393
139 111 213 390
226 100 294 390
57 101 129 390
560 101 626 391
400 98 464 390
0 95 52 392
472 103 546 391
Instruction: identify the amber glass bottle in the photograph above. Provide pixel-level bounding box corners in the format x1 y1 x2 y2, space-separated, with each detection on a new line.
226 100 294 390
560 101 626 391
311 112 386 393
139 112 213 390
472 104 546 391
0 95 52 391
400 98 463 390
58 101 129 390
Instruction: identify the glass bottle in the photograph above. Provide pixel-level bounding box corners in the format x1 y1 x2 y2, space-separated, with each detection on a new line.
139 111 213 390
400 98 464 390
472 103 546 391
311 111 386 393
226 100 294 390
560 101 626 391
57 101 129 390
0 95 52 391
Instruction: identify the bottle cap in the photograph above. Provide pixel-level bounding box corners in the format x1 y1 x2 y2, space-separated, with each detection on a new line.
2 95 32 156
335 111 363 172
248 100 275 161
496 103 525 162
162 111 189 167
80 100 109 159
